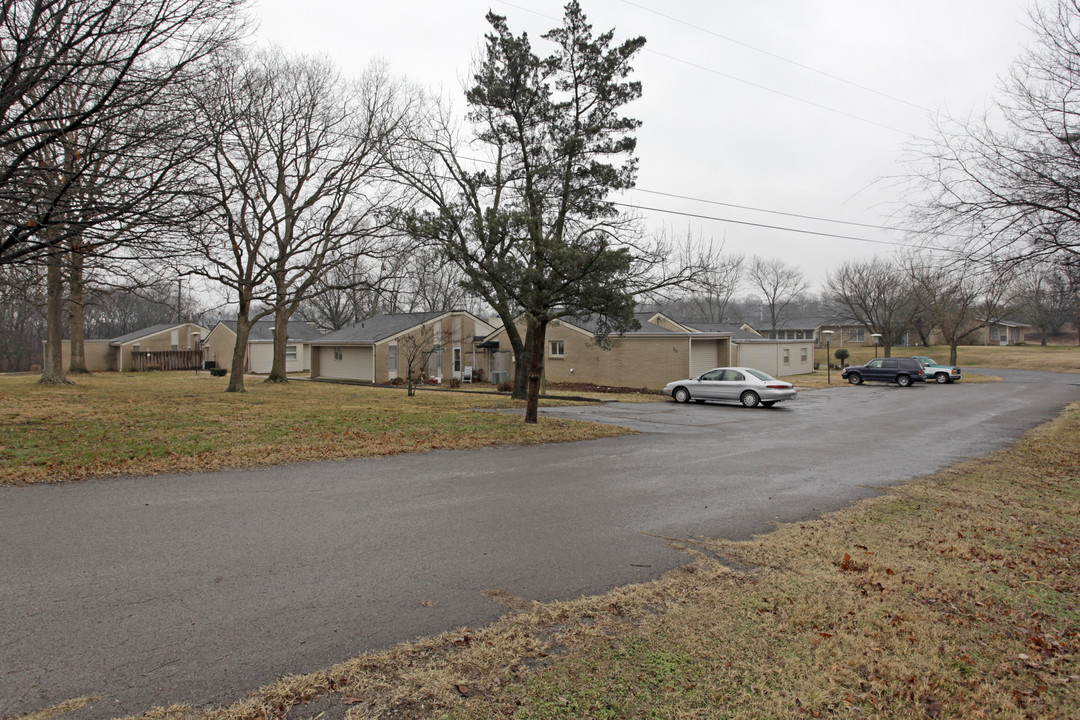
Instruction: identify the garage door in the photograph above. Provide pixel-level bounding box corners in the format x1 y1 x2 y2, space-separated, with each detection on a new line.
318 346 374 381
737 343 778 375
689 339 721 377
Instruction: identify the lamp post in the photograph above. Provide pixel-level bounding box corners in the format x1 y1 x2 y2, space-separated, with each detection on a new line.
822 330 834 384
871 333 882 358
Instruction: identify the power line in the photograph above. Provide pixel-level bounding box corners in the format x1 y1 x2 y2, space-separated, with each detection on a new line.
630 188 903 232
494 0 915 135
613 201 917 249
455 152 954 245
645 48 911 135
619 0 928 113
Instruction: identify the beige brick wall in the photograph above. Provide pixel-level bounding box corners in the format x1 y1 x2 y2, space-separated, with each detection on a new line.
57 340 115 372
487 321 730 390
204 325 238 369
372 313 491 384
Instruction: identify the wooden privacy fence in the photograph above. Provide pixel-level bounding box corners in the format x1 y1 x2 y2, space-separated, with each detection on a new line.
130 350 203 371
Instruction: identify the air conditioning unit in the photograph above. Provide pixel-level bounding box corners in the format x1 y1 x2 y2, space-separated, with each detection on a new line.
491 370 508 384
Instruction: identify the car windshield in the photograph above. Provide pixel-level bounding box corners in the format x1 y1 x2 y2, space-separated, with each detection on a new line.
746 369 776 382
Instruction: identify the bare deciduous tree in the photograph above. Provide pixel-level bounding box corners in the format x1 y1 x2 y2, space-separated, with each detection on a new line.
747 255 808 336
1 0 244 384
0 0 245 266
825 257 912 357
904 255 1014 364
1014 261 1079 344
181 48 412 391
909 0 1080 267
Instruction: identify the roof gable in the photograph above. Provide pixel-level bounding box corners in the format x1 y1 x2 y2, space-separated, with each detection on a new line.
109 322 209 346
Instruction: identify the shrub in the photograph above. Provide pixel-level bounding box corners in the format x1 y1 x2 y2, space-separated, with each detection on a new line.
209 367 227 377
449 377 462 389
497 381 513 392
389 376 406 386
424 377 440 386
834 348 850 367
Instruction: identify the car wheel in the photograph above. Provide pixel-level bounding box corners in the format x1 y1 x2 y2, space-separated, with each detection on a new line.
897 374 912 387
673 387 691 403
935 373 949 384
848 373 862 385
740 390 760 408
761 401 776 408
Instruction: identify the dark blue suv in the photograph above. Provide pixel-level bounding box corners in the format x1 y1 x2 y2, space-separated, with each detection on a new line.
841 357 926 387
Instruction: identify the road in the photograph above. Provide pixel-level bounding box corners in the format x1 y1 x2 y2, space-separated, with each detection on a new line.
2 369 1077 717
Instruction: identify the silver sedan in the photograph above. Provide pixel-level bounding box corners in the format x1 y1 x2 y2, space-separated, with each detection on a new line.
662 366 797 408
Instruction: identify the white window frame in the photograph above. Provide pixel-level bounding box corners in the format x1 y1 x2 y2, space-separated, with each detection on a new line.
285 345 297 360
333 347 343 361
549 340 565 357
388 343 398 378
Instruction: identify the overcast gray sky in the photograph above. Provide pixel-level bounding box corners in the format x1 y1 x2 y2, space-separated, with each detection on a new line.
252 0 1034 290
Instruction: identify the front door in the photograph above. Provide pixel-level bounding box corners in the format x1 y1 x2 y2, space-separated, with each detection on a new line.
862 358 885 381
695 368 724 399
452 346 462 379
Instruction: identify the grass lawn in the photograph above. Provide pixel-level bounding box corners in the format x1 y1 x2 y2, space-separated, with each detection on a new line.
0 372 632 485
87 401 1080 720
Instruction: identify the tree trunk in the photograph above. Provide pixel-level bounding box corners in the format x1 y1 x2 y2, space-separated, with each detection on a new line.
265 304 289 383
949 344 959 366
883 344 892 358
67 241 88 373
227 303 252 392
513 323 532 400
524 319 546 424
39 242 70 385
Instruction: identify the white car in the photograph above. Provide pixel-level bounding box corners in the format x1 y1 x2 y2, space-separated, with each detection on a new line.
662 367 797 408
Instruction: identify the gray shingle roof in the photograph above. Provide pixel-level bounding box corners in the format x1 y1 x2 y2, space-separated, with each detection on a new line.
558 312 681 336
219 320 326 342
312 312 445 344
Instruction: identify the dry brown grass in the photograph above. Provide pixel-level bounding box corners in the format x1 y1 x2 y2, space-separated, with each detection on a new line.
67 402 1078 720
0 373 631 485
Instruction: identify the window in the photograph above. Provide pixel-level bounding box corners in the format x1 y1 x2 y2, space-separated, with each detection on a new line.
721 369 745 381
388 344 397 375
453 347 461 372
333 347 343 361
285 345 297 360
849 329 865 343
549 340 565 357
801 348 808 362
783 348 790 364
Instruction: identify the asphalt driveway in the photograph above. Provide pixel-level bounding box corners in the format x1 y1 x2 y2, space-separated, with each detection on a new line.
2 368 1077 718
